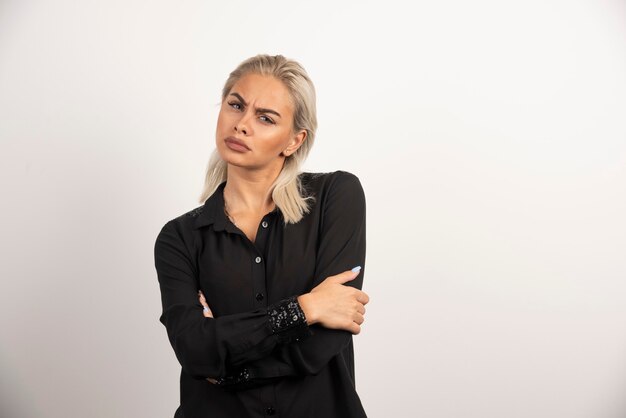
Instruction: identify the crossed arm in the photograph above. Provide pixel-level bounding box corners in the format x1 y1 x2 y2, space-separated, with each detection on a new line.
155 171 368 389
198 264 368 384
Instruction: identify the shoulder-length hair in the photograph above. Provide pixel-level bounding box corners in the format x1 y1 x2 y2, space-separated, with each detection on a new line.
198 54 318 225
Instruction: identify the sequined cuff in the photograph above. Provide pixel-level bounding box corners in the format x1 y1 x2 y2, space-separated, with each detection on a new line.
267 295 313 344
214 368 264 391
213 367 281 391
214 368 251 387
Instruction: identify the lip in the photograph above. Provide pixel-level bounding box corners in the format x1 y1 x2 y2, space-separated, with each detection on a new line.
224 136 251 152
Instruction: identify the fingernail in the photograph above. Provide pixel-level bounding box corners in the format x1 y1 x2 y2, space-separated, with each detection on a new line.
351 266 361 273
203 306 209 312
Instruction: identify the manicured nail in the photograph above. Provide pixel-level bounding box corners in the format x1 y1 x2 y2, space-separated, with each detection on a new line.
351 266 361 273
203 306 209 312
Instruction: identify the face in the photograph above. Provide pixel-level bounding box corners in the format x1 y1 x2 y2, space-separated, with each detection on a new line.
215 73 307 170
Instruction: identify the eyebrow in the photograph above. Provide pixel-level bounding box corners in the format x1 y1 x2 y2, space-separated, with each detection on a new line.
228 92 282 118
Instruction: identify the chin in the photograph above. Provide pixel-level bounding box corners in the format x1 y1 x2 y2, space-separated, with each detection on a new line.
217 150 251 169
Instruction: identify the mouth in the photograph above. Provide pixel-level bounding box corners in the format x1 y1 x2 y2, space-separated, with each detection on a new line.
225 136 251 152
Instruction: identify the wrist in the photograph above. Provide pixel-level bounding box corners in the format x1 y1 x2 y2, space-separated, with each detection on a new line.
297 293 318 325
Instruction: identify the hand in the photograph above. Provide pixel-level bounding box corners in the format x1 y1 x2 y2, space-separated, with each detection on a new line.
298 268 369 335
198 290 218 384
198 290 213 318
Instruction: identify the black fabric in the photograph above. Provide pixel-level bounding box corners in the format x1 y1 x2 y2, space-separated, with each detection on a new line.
154 170 367 418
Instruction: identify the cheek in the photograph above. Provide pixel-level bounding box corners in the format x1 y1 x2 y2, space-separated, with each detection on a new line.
216 112 226 128
215 114 230 144
216 108 234 126
259 133 291 154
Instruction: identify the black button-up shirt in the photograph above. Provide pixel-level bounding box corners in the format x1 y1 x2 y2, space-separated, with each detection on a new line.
154 170 367 418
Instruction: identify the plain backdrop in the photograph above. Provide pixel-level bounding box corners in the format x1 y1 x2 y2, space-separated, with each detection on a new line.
1 1 625 417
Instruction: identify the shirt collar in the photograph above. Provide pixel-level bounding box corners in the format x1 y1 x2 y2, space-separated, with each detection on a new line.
193 181 227 231
193 180 281 231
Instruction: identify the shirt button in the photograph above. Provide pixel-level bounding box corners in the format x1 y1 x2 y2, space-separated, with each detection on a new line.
255 256 262 264
265 406 275 415
256 292 264 301
261 220 268 228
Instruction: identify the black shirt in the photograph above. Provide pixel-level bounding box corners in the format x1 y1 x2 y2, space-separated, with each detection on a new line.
154 170 368 418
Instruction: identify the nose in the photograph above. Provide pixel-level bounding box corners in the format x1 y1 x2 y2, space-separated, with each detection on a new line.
235 126 247 135
234 113 250 135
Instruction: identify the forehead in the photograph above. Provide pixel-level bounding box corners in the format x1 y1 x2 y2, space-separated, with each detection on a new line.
229 73 293 111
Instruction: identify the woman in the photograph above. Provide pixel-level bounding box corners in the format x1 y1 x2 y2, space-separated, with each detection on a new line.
154 54 369 418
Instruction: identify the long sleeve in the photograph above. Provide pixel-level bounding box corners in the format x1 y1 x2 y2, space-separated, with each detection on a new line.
154 220 312 381
216 171 367 388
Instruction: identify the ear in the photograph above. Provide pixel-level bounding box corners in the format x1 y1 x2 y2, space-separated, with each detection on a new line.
283 129 307 156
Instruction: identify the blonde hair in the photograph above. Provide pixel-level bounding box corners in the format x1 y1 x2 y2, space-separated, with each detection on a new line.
198 54 318 225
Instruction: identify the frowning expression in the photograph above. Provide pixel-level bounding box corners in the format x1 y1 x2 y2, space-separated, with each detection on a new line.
215 73 306 169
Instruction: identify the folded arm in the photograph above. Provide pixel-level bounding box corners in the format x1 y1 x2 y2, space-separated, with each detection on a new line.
154 220 313 381
211 171 367 389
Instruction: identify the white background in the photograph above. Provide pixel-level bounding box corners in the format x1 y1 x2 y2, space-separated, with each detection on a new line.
1 1 625 417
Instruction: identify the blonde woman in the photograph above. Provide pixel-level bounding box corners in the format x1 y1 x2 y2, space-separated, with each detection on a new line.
154 54 369 418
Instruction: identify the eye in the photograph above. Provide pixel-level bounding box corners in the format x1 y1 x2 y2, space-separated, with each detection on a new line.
228 101 242 110
260 115 275 124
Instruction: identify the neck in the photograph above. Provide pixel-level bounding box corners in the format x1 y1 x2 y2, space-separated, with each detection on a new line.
223 163 281 215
